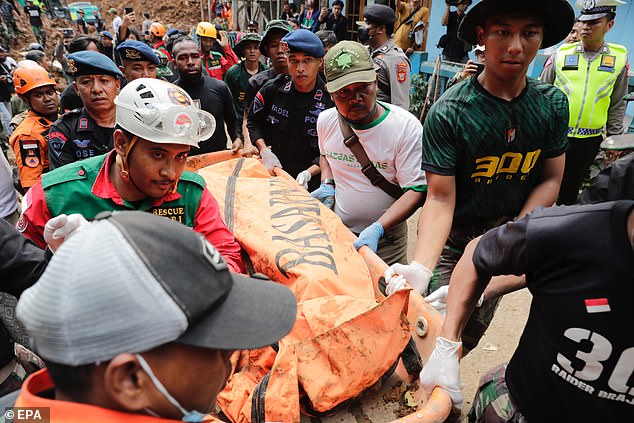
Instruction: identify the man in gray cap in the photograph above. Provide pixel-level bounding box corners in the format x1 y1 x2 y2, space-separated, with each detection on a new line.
386 0 574 357
360 4 411 109
540 0 629 205
14 210 297 421
47 50 122 170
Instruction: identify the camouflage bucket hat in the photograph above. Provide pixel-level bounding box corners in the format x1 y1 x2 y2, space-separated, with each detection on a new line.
260 19 292 56
324 41 377 93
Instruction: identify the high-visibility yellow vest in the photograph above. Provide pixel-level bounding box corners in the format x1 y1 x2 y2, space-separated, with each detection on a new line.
553 42 627 138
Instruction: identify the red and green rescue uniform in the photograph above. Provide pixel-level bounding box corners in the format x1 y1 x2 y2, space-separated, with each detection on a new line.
17 151 243 272
202 45 239 80
153 40 172 61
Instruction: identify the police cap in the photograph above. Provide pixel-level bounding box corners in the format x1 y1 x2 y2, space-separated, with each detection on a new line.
363 4 397 26
67 50 123 78
281 29 325 58
117 40 160 65
576 0 625 21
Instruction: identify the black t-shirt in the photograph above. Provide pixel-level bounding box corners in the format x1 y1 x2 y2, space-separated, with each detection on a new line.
473 201 634 422
326 14 348 41
23 5 42 27
175 74 239 154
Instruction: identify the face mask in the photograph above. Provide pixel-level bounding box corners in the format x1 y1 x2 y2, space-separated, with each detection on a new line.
136 354 209 422
357 25 370 44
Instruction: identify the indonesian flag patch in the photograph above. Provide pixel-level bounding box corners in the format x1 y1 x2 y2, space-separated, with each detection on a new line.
585 298 610 314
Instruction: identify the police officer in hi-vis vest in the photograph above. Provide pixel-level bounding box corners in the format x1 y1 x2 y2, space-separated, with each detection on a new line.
541 0 629 204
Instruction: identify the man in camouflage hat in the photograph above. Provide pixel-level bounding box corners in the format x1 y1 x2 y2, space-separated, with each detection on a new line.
313 40 426 265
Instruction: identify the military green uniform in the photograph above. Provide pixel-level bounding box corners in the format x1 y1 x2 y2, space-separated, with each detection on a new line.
371 39 411 110
224 61 267 118
422 76 569 353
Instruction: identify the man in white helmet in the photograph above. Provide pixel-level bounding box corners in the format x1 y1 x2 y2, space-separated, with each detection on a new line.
16 78 243 273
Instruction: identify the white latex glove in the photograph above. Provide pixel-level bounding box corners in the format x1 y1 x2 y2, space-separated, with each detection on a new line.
385 274 407 296
384 261 433 294
419 337 463 409
425 285 449 316
426 286 485 317
260 147 282 172
296 170 311 189
44 214 88 252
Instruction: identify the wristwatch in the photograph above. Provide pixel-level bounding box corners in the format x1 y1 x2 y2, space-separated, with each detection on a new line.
322 178 336 186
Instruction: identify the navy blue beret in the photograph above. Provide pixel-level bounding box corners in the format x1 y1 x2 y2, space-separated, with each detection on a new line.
67 50 123 78
166 28 181 37
116 40 160 65
281 29 324 58
100 31 114 40
363 4 397 25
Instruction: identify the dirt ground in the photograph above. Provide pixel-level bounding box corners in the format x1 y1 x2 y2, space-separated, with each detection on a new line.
306 212 532 422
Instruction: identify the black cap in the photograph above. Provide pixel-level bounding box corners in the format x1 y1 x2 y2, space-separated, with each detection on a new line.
363 4 397 25
458 0 575 49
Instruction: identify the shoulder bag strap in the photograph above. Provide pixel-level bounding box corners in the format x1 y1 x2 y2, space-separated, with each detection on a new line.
337 113 403 200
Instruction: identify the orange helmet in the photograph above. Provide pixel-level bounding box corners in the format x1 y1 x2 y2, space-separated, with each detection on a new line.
14 65 56 95
150 22 166 38
196 21 217 39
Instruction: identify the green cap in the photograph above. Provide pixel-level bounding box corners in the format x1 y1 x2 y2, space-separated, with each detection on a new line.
260 20 292 56
324 41 377 93
152 49 173 79
234 32 263 55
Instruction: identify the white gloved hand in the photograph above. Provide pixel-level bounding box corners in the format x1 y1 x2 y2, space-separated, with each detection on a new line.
44 214 89 252
384 261 433 294
296 170 311 189
385 274 407 296
425 285 449 316
260 147 282 172
419 337 463 409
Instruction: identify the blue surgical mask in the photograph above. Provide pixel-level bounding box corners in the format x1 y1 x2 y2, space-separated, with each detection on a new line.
136 354 209 422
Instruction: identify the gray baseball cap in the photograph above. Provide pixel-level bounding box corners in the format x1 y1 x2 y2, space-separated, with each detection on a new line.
16 211 297 366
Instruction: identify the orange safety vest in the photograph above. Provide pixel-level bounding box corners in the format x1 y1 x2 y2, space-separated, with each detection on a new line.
9 110 56 190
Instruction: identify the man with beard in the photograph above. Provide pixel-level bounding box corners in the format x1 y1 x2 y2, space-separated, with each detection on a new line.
313 41 426 265
47 51 122 170
173 37 240 154
9 65 59 190
17 78 243 273
247 29 333 191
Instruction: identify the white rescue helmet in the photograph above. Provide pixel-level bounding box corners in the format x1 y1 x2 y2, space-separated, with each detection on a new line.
114 78 216 148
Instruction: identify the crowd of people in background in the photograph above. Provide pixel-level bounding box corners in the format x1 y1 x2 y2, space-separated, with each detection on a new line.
0 0 632 422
